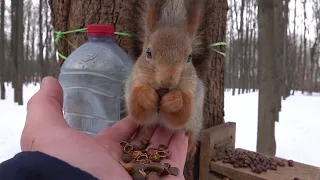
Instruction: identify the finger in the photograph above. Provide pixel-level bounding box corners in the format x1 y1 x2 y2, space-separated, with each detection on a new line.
147 125 174 149
161 130 188 171
129 124 157 147
25 76 68 129
97 116 139 142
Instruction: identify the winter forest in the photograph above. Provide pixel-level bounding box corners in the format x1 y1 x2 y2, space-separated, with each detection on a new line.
0 0 58 105
0 0 319 105
0 0 319 179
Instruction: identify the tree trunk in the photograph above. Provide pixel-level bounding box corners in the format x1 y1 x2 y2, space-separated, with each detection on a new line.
49 0 136 67
31 10 36 79
11 0 17 95
238 0 245 95
12 0 24 105
272 0 282 116
282 0 290 99
25 0 32 74
39 0 45 78
49 0 227 179
301 0 307 94
0 0 5 100
256 0 277 155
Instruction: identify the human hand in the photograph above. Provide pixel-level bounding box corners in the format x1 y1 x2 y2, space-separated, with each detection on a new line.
21 76 188 180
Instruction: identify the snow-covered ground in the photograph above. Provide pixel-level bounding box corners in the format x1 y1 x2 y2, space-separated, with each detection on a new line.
224 89 320 167
0 83 40 163
0 84 319 167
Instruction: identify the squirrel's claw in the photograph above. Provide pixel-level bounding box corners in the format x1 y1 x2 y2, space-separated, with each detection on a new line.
186 130 197 161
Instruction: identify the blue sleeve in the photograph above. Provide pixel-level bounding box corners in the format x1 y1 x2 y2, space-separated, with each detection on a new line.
0 151 98 180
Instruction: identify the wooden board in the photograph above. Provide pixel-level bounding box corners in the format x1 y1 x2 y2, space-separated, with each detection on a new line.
199 122 236 180
210 148 320 180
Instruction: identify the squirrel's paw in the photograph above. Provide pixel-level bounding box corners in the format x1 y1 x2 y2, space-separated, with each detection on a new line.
159 90 183 112
159 90 193 129
186 130 197 161
129 85 158 123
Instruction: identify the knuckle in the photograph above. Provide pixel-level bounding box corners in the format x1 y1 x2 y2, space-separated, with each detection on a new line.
27 92 61 112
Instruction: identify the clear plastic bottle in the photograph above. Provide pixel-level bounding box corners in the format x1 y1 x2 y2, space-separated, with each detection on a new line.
58 24 134 136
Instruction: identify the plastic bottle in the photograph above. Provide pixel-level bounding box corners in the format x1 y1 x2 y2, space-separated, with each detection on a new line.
58 24 134 136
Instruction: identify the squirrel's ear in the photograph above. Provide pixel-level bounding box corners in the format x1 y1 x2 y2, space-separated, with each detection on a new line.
184 0 203 37
146 0 166 34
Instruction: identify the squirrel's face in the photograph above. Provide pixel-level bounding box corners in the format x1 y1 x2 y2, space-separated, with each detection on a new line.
142 27 195 90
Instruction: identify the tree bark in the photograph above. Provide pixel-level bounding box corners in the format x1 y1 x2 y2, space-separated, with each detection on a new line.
49 0 227 179
11 0 24 105
272 0 282 116
39 0 45 78
12 0 24 105
256 0 277 155
49 0 136 67
0 0 5 100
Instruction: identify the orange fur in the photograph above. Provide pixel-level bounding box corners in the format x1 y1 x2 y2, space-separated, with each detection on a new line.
147 8 159 33
159 90 193 129
184 0 203 36
129 85 158 123
125 0 206 160
146 0 167 33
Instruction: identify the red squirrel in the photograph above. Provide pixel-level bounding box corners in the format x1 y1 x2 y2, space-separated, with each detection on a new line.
124 0 205 160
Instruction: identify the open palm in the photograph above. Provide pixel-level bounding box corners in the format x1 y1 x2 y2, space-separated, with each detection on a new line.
21 77 188 180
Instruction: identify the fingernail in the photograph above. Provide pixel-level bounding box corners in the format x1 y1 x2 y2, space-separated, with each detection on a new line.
41 77 48 88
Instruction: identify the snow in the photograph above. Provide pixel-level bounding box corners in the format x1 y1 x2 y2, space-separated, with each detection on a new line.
0 83 40 163
224 90 320 167
0 84 320 168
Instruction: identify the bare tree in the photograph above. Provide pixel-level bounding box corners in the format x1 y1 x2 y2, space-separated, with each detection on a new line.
0 0 5 99
38 0 44 78
257 0 278 155
301 0 307 94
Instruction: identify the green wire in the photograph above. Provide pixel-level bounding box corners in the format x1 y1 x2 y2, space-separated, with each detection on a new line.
55 27 227 60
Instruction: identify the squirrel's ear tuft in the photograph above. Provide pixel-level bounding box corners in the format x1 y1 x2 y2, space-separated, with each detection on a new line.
146 0 166 34
184 0 203 37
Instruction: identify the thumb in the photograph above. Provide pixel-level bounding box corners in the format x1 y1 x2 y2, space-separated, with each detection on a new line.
26 76 67 128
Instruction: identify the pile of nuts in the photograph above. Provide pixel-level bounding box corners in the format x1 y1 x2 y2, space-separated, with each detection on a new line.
212 148 295 174
119 138 179 180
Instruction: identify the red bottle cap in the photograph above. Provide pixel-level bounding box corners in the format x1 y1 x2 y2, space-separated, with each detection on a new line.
87 24 114 37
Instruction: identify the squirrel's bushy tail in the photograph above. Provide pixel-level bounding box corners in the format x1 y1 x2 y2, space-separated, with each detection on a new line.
131 0 210 69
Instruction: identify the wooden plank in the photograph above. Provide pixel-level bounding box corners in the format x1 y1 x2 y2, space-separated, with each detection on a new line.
210 148 320 180
199 122 236 180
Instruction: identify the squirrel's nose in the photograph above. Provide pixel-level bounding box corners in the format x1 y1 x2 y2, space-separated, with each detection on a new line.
159 76 178 89
156 66 181 89
160 82 173 89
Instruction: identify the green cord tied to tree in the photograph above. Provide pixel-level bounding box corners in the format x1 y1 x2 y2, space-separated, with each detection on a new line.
54 27 226 60
54 28 134 60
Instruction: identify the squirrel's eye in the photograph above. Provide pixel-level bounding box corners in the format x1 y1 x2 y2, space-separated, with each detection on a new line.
187 54 192 63
146 48 152 59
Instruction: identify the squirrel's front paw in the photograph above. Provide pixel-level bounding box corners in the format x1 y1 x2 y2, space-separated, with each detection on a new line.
159 90 183 112
159 90 193 128
129 85 158 123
